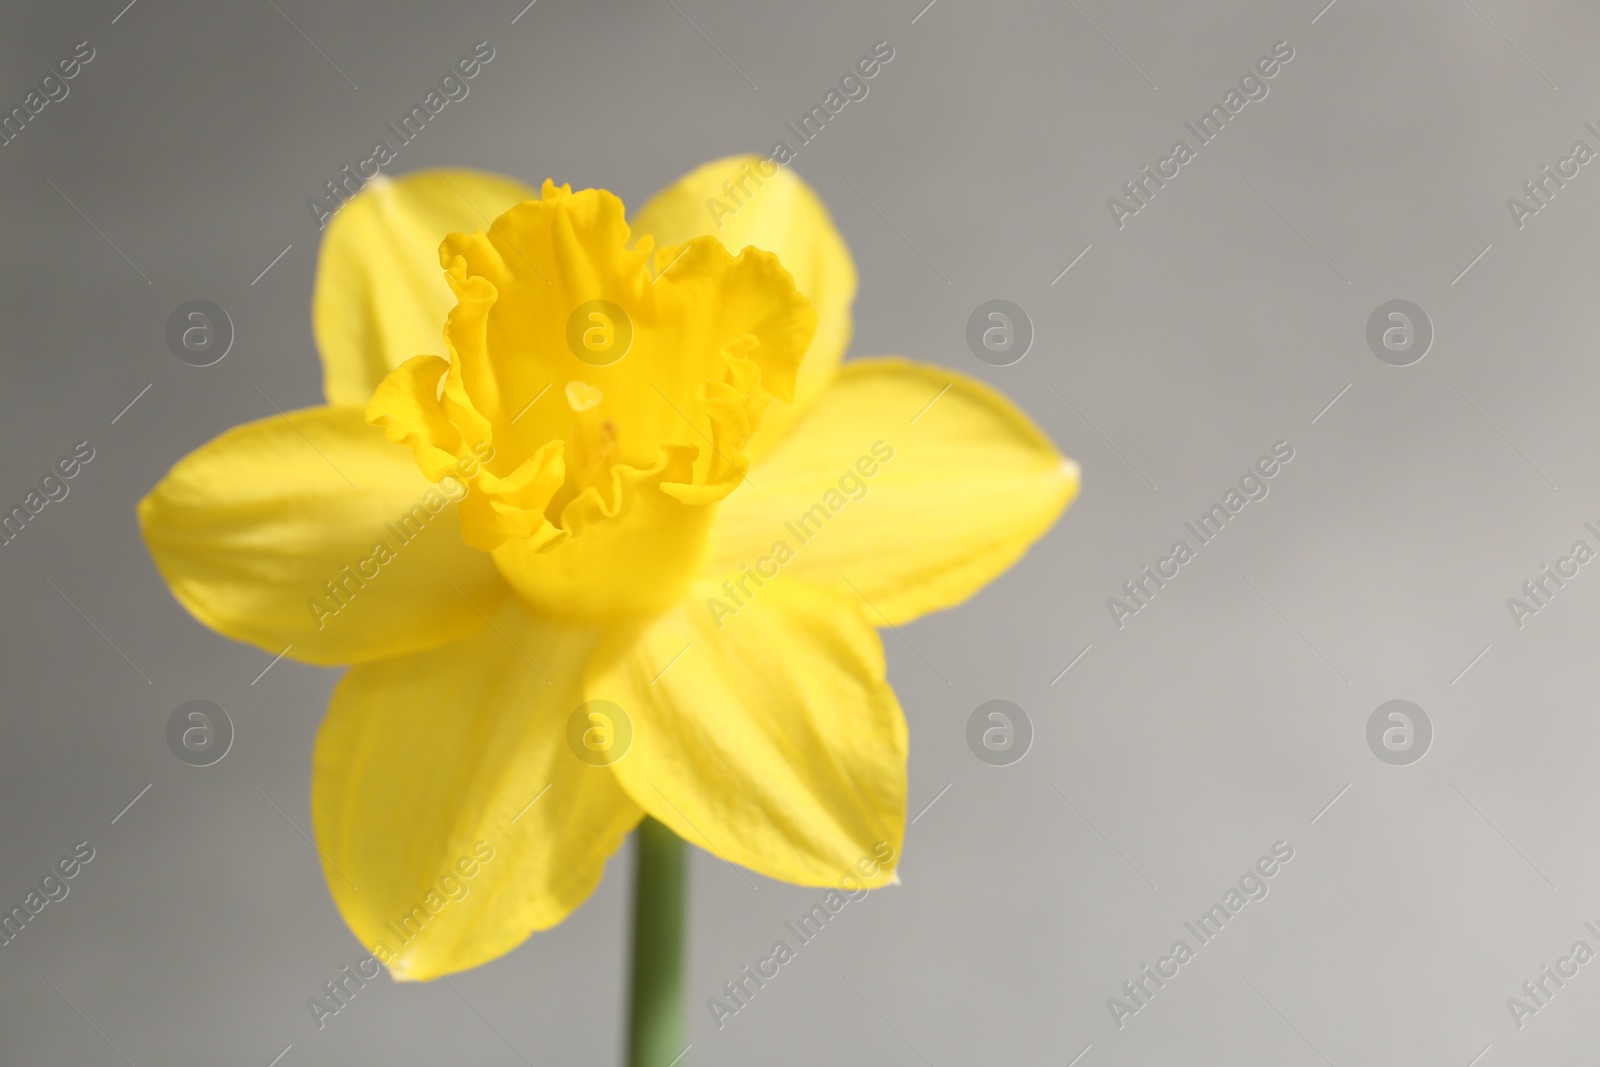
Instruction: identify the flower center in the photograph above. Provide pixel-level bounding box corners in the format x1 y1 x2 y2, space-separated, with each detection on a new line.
546 381 617 523
366 180 817 622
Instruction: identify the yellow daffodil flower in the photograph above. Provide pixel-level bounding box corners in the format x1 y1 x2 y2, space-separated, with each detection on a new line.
138 155 1078 981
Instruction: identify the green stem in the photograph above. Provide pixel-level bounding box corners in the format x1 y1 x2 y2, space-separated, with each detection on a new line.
627 816 687 1067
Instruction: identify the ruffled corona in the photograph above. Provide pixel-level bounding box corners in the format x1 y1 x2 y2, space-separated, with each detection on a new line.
367 181 817 621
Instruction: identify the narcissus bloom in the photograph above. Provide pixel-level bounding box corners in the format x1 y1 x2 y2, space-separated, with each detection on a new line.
139 156 1077 980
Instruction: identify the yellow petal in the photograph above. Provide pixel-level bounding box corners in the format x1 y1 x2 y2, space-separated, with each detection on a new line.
312 600 642 981
138 406 507 665
590 581 906 887
313 168 539 407
630 154 857 460
705 358 1079 626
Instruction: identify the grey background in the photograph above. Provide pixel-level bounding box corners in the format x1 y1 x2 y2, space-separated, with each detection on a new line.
2 0 1597 1063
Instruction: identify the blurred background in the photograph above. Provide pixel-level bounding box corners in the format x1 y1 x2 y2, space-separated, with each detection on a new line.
4 0 1600 1063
